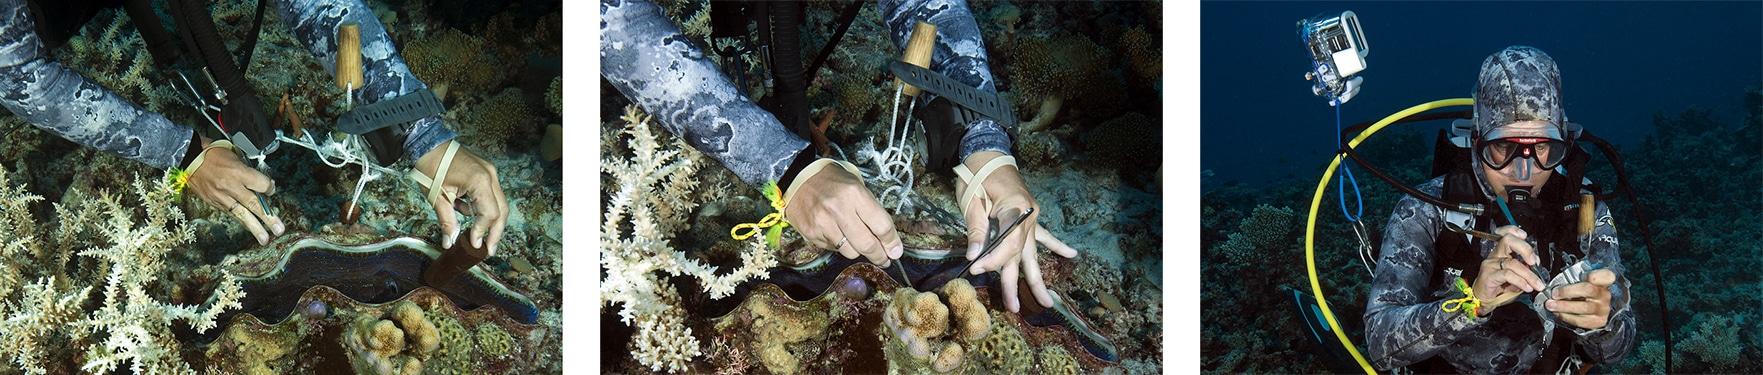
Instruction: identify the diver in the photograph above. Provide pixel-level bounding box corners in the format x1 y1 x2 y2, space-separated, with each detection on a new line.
0 0 509 256
1363 46 1636 373
600 0 1080 313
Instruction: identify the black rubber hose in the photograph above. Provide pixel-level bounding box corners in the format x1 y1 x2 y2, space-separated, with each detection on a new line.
173 0 272 150
805 1 865 86
1580 131 1671 372
237 0 270 72
121 0 182 67
768 1 813 142
1337 141 1467 213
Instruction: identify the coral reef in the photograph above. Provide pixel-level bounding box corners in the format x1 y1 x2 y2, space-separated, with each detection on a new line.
1118 26 1161 85
1038 345 1082 375
882 277 991 372
0 169 245 375
602 2 1164 373
0 1 565 372
601 105 778 372
1214 204 1295 271
344 300 440 375
462 87 539 155
1084 112 1161 172
744 290 830 375
1204 88 1763 373
205 286 547 374
403 28 507 104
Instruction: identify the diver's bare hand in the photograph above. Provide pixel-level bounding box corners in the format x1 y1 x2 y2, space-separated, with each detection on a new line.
1473 225 1546 315
956 151 1079 313
413 140 508 256
186 138 284 246
1549 269 1616 329
783 160 903 268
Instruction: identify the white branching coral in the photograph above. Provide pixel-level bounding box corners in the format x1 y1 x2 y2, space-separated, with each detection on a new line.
602 105 778 373
0 169 245 375
77 178 246 375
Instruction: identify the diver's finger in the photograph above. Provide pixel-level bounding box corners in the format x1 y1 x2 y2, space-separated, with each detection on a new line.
488 171 510 256
1587 269 1616 287
1558 304 1614 327
1023 243 1055 308
1546 298 1607 316
242 169 277 196
1501 258 1545 292
1492 225 1529 240
840 217 889 268
854 198 903 260
1552 281 1611 300
1492 226 1538 265
979 207 1030 274
428 189 461 249
1000 260 1021 313
468 181 504 253
1034 223 1079 258
227 199 270 246
962 196 990 262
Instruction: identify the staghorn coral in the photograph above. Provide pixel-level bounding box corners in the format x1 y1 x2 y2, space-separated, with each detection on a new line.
47 175 245 375
51 9 183 117
602 105 777 372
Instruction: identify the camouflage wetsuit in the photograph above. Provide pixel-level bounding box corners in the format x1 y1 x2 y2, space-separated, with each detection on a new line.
1365 177 1636 373
0 0 454 170
599 0 1010 189
1364 46 1637 373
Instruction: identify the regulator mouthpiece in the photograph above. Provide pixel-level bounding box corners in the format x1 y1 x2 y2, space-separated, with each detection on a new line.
1507 187 1533 205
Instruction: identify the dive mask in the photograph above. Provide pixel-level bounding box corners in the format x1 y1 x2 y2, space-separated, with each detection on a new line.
1479 137 1569 170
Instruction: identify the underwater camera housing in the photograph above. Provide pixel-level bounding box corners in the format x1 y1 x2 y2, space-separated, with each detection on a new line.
1299 11 1369 105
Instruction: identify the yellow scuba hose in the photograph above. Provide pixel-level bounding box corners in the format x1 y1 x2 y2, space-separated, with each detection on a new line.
1305 98 1474 374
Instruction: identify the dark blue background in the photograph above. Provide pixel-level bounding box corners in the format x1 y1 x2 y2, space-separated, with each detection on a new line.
1202 2 1762 189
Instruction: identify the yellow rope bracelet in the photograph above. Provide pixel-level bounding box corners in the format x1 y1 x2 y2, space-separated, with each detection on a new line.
1440 276 1481 318
730 181 789 248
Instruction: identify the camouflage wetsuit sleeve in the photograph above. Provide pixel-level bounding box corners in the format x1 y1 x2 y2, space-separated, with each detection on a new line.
599 0 809 189
1366 177 1637 372
1365 177 1513 372
876 0 1010 159
0 0 194 170
1573 200 1638 364
274 0 456 164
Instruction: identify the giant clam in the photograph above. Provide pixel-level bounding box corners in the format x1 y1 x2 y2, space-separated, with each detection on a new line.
204 234 546 374
645 259 1119 374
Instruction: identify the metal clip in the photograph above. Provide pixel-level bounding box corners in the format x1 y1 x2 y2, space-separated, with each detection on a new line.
201 67 228 106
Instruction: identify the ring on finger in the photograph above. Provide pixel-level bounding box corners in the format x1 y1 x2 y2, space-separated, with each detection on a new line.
836 236 848 249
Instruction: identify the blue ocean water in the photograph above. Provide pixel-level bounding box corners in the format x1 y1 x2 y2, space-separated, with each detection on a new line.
1201 1 1761 190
